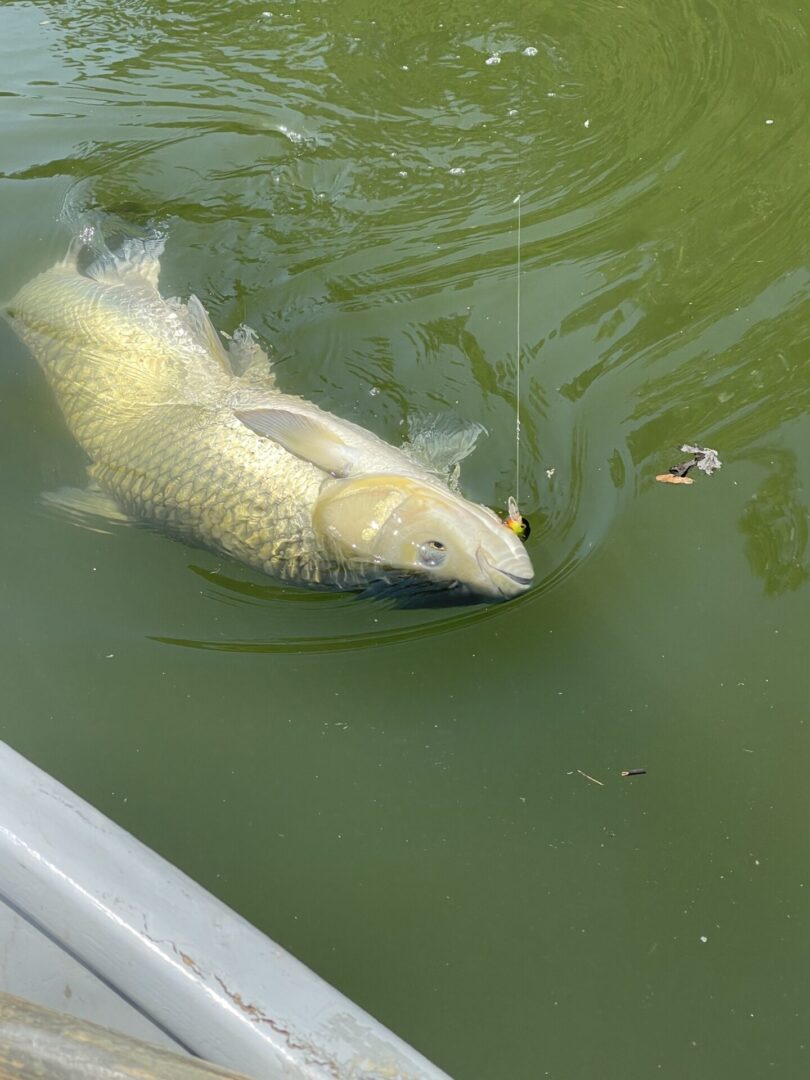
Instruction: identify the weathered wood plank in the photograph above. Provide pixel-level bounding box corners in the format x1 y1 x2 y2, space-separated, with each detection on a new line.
0 992 259 1080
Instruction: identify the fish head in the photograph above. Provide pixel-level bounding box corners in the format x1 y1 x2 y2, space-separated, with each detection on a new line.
313 474 534 602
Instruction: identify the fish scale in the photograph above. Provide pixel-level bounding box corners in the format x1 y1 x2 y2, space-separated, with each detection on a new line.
6 255 336 585
89 401 324 582
4 234 534 601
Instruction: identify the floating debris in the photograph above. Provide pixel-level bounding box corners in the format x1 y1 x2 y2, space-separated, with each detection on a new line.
655 473 694 485
576 769 604 787
680 444 722 475
621 768 647 777
656 444 721 485
669 457 698 478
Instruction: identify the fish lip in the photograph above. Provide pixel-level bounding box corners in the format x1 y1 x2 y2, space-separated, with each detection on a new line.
498 567 534 586
476 547 533 596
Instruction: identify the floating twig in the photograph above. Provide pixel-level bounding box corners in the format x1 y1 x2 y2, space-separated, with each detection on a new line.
576 769 604 786
669 458 698 478
621 768 647 777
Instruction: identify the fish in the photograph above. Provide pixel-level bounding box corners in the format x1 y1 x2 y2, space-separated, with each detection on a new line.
4 232 534 603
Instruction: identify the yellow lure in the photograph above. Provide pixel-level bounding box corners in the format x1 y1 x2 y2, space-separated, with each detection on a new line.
505 496 531 541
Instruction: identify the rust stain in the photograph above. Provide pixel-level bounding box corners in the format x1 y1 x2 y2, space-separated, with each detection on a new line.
179 951 204 976
141 920 205 979
214 978 263 1021
214 976 340 1078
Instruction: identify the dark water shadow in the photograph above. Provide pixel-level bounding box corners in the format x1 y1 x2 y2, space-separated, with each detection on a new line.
150 539 577 653
738 448 810 596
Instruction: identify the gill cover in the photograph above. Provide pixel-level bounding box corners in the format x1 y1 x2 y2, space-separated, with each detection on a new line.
312 475 410 556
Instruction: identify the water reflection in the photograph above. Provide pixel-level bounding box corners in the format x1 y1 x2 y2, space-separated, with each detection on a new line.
8 0 810 649
626 271 810 475
739 449 810 596
156 562 519 654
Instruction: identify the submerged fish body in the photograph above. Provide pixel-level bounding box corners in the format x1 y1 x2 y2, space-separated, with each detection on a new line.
5 236 534 602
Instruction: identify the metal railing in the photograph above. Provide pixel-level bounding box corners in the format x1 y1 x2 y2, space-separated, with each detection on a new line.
0 741 452 1080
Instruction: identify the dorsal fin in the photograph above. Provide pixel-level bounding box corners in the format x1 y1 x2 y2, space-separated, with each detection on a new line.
403 413 486 480
84 235 166 290
229 324 275 386
185 294 233 373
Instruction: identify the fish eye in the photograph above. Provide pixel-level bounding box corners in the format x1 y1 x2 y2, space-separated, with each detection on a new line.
418 540 447 567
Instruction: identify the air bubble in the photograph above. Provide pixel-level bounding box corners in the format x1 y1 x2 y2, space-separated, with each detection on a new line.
486 54 501 66
523 46 538 56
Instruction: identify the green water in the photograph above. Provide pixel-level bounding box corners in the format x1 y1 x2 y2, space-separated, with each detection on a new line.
2 1 810 1076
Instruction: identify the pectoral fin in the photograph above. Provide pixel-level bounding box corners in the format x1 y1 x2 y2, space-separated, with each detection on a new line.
235 407 357 476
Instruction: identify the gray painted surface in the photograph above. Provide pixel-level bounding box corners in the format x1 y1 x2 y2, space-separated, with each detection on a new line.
0 742 453 1080
0 903 184 1051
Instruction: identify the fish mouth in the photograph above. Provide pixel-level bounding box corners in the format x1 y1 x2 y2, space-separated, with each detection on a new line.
476 547 533 598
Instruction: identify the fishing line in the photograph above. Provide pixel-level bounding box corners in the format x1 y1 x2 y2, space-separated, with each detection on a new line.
504 33 530 542
514 1 526 509
514 188 522 504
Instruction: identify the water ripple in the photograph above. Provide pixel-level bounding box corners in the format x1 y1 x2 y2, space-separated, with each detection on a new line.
8 0 810 646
